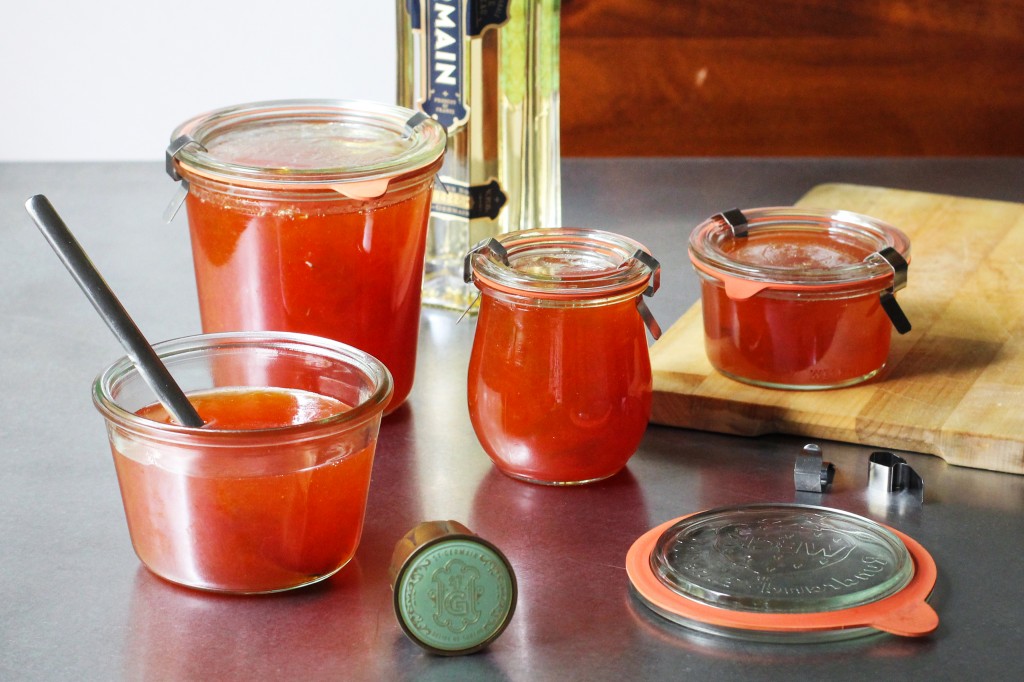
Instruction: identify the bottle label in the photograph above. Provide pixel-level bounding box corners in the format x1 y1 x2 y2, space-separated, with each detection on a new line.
468 0 511 37
469 180 507 220
420 0 469 130
434 177 507 220
433 177 471 218
412 1 511 222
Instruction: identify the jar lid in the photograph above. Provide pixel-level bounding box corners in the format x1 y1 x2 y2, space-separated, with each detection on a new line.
390 521 517 656
627 504 938 643
464 228 660 301
689 208 911 299
167 99 446 197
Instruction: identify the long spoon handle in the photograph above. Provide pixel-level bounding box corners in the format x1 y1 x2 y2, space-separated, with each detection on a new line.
25 195 205 428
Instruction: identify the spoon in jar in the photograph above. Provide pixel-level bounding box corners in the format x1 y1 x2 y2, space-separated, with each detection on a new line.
25 194 205 428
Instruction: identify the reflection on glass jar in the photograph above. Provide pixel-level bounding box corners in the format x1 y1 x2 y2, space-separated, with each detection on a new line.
464 228 661 485
689 208 912 390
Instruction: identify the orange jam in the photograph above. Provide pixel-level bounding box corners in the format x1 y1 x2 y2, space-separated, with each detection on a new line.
94 332 393 594
182 177 434 410
689 208 912 389
112 387 375 593
168 100 446 410
465 229 660 485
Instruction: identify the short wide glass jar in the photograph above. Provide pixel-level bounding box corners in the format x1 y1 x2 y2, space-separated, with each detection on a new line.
689 208 912 390
93 332 393 594
464 228 661 485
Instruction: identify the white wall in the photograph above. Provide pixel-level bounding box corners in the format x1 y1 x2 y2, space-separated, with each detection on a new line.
2 1 397 161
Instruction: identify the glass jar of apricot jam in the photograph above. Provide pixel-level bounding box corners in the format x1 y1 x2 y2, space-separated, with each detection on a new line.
689 207 912 390
93 332 393 593
166 100 445 412
464 228 661 485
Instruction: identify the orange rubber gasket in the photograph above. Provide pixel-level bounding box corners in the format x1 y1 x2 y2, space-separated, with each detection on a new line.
470 272 650 301
174 160 396 199
689 253 895 301
626 515 939 638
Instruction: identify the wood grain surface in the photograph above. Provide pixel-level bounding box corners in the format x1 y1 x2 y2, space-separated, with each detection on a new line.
649 183 1024 474
560 0 1024 156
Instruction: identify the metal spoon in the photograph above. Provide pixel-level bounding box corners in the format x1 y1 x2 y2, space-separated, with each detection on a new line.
25 194 205 427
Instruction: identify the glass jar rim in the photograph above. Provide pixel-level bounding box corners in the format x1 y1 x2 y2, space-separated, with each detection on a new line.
92 331 393 442
467 228 658 300
689 207 911 289
169 99 446 189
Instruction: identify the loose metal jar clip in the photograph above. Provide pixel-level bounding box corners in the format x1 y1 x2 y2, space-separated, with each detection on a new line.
869 451 925 502
794 443 836 493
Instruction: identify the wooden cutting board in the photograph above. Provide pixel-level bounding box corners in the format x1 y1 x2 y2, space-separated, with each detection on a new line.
650 183 1024 475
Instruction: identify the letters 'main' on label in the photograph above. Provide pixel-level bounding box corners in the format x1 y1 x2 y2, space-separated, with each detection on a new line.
419 0 468 130
412 1 511 131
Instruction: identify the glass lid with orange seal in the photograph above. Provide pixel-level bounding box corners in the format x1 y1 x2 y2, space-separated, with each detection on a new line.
166 99 447 198
626 504 939 643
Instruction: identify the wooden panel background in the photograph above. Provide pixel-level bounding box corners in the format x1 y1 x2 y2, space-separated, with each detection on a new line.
560 0 1024 155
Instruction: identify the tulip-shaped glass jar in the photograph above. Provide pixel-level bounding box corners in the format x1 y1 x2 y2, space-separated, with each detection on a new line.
465 228 661 485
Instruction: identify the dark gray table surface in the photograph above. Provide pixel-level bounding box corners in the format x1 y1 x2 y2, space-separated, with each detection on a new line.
2 159 1022 681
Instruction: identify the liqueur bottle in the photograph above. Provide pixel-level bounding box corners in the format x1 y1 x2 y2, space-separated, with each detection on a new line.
397 0 562 311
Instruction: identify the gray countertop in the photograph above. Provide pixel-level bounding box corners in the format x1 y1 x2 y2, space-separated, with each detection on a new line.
2 158 1022 680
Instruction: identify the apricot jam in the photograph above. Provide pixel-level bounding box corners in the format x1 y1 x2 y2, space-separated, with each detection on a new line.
93 332 393 593
689 208 912 389
465 228 661 485
117 388 373 593
167 100 445 411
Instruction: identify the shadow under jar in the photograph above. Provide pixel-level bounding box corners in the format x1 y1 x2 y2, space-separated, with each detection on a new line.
689 208 912 390
464 228 661 485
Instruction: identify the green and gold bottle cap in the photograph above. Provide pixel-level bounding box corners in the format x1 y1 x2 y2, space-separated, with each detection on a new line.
389 520 517 656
